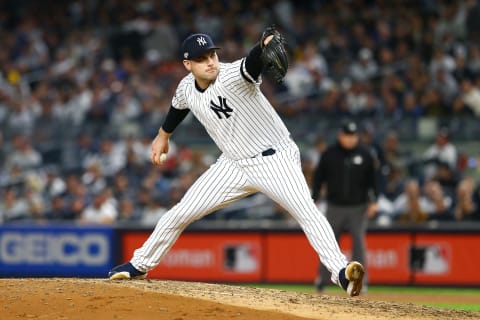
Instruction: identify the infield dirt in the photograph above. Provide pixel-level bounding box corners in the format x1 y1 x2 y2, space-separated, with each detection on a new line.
1 278 478 320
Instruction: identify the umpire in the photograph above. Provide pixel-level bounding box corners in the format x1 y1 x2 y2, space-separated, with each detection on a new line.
311 120 378 292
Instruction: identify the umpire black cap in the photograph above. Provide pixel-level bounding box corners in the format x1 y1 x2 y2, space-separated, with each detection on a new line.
181 33 220 60
341 120 358 134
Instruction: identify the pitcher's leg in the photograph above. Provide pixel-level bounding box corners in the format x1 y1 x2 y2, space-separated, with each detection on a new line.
131 157 252 272
294 202 348 283
250 147 348 283
318 205 346 289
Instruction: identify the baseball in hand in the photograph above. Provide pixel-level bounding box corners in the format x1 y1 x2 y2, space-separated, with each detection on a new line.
159 153 167 164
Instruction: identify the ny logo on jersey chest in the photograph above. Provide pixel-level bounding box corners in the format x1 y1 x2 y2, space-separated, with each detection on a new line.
210 96 233 119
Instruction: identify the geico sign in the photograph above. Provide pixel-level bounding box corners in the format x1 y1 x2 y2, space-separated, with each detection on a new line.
0 232 109 265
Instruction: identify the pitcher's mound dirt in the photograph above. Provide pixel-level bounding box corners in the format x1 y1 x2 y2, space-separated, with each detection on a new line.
1 278 478 320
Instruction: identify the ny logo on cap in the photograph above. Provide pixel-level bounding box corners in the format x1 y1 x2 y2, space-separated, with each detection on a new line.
196 36 207 46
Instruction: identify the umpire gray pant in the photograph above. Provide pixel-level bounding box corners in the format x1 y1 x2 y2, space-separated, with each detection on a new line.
317 203 368 289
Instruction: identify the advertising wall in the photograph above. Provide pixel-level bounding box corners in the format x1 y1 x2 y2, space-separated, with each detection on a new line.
0 224 115 277
263 232 412 284
120 229 480 285
2 224 479 285
122 232 263 282
411 233 480 285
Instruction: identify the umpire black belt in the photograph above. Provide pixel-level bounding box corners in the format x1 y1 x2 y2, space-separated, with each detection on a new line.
251 148 276 158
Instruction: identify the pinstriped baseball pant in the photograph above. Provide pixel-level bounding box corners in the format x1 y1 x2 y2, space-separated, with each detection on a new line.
131 140 348 284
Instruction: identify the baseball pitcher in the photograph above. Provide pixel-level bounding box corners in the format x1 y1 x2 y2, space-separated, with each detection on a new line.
108 27 364 297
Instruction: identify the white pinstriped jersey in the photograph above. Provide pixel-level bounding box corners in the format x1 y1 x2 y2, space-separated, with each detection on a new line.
171 58 291 160
128 54 349 287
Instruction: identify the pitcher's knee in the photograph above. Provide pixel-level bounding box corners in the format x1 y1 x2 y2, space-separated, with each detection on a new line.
163 205 206 229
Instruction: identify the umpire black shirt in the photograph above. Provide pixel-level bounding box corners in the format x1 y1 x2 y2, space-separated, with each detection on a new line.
312 142 378 206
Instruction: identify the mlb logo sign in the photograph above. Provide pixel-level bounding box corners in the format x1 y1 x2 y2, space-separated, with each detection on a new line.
223 244 259 273
410 244 451 275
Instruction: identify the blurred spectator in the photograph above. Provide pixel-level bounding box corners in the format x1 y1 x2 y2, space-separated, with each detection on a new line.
4 102 36 136
52 81 93 127
117 197 142 223
0 187 30 222
349 48 378 82
452 45 473 82
393 179 429 224
377 46 398 78
359 122 384 170
110 86 142 128
423 87 451 116
437 2 469 47
382 130 411 174
111 171 137 201
379 131 409 202
5 134 43 170
422 179 453 221
453 176 479 221
61 173 89 219
283 40 330 99
135 186 155 214
303 135 328 187
24 174 46 220
458 77 480 117
80 188 118 224
83 137 126 177
81 161 107 195
429 47 456 76
143 15 179 63
140 194 168 226
343 80 378 116
32 96 64 155
127 134 155 167
0 131 5 168
404 54 430 96
467 45 480 75
466 0 480 42
422 128 458 180
61 131 96 171
41 165 67 198
430 162 460 198
472 181 480 220
44 195 76 221
430 66 459 107
380 164 406 204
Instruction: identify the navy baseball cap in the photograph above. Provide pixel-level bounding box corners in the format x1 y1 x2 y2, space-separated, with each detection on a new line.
181 33 220 60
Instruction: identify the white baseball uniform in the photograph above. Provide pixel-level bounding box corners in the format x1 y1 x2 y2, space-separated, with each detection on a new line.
130 58 348 283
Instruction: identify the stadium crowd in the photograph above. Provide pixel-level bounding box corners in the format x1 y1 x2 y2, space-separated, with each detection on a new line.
1 0 480 225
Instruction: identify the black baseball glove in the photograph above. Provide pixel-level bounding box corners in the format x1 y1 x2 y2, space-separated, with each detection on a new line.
260 26 289 83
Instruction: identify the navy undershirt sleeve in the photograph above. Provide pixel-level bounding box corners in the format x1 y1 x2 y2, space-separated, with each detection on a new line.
161 106 190 133
244 43 263 81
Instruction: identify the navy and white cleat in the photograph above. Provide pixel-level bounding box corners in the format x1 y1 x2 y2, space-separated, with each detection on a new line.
338 261 364 297
108 262 147 280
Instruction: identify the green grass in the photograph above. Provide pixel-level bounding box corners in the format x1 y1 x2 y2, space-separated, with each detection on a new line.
424 303 480 312
240 284 480 312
